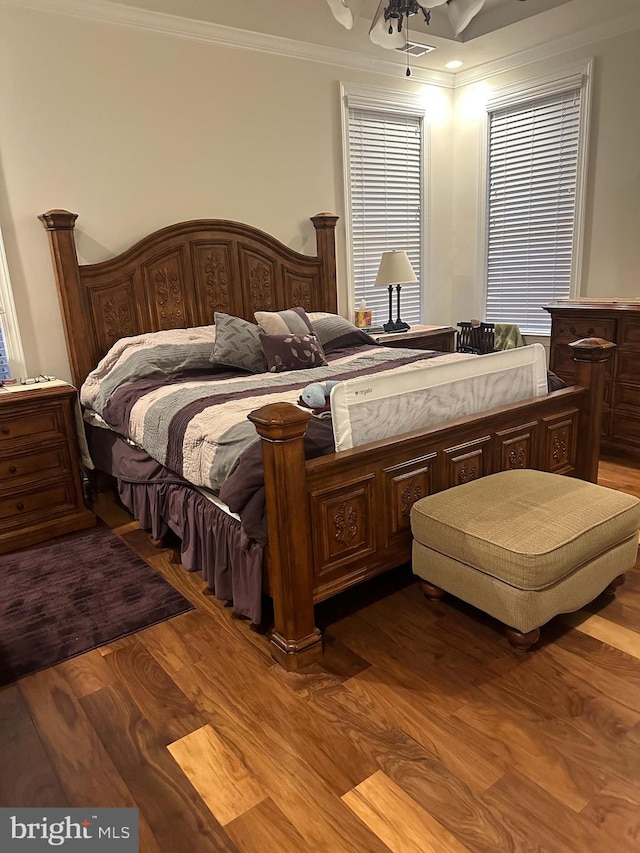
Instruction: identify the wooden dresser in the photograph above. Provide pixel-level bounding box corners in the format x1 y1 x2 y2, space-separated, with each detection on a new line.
545 300 640 459
0 381 95 553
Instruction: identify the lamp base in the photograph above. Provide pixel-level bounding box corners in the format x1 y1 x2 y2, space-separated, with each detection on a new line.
383 319 411 333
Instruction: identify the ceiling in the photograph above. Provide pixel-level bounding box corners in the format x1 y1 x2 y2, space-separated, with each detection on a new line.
112 0 640 77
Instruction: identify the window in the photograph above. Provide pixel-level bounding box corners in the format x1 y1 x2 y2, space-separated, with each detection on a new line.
0 227 26 380
484 64 591 335
342 85 426 328
0 320 9 381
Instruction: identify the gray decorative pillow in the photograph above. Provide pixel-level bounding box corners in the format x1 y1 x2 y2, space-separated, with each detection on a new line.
210 312 268 374
260 332 327 373
306 312 373 354
255 306 314 336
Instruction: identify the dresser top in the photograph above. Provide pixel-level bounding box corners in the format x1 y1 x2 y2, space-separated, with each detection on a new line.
0 379 75 404
545 299 640 312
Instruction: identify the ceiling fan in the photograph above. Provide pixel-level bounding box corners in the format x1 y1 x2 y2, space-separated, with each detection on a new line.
326 0 488 46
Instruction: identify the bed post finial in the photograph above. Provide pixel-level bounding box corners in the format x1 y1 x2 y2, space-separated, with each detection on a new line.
311 213 338 314
39 209 79 231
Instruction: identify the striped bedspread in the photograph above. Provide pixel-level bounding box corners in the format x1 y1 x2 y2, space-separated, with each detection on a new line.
80 327 464 494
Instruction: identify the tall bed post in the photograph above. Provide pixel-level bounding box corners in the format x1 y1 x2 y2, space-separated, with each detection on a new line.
311 213 339 314
247 402 322 670
570 337 617 482
38 210 90 390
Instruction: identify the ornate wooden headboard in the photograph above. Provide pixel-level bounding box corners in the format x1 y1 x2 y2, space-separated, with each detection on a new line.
39 210 339 389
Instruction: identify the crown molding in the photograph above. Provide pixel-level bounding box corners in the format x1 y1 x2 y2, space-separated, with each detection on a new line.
0 0 454 88
453 9 640 87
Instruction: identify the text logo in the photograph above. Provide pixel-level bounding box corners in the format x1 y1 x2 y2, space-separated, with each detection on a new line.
1 809 138 851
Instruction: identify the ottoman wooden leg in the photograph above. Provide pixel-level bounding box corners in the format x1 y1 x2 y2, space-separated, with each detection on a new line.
420 580 446 602
604 574 626 595
505 626 540 651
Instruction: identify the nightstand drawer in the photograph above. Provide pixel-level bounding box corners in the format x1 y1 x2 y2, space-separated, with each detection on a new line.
0 480 78 528
0 402 66 446
0 444 72 490
553 318 614 341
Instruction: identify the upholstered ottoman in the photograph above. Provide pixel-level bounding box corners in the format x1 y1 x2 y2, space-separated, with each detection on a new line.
410 469 640 649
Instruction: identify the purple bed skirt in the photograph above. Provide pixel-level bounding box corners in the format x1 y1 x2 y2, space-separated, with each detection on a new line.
87 426 265 623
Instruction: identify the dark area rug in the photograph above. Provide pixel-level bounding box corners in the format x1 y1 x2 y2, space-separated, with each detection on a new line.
0 525 194 685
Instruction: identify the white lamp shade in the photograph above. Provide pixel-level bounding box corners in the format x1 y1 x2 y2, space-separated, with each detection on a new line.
447 0 486 36
369 2 406 49
0 303 5 314
326 0 363 30
375 250 418 286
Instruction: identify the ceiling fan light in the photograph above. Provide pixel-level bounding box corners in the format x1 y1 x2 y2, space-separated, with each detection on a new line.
447 0 486 36
370 1 407 48
326 0 364 30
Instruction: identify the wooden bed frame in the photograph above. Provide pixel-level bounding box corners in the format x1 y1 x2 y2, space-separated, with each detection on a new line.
40 209 615 670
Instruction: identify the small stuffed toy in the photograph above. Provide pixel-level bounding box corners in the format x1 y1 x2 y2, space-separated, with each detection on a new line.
298 380 340 416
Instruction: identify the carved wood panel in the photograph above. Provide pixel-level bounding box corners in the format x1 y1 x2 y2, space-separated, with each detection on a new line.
142 249 192 329
442 437 491 488
88 276 139 359
309 477 376 577
239 247 277 316
383 454 437 544
283 268 314 314
192 241 236 322
495 422 538 472
542 412 578 474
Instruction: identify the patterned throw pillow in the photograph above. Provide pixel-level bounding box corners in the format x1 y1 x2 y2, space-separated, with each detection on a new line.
210 312 268 374
306 312 373 353
259 332 327 373
254 306 314 336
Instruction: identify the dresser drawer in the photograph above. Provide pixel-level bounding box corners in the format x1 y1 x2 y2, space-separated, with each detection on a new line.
0 443 71 490
0 480 79 529
553 317 615 342
618 319 640 349
0 401 67 446
613 382 640 414
616 349 640 384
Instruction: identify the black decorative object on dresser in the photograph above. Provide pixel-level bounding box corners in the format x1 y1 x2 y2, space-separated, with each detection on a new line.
545 300 640 459
0 383 95 553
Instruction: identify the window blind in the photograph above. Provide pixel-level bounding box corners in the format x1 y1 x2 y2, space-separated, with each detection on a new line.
348 108 422 327
0 321 10 380
486 87 582 335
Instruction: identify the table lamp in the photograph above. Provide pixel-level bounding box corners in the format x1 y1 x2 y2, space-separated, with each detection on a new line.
375 250 417 332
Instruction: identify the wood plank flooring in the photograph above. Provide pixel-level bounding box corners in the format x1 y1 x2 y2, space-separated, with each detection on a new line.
2 456 640 851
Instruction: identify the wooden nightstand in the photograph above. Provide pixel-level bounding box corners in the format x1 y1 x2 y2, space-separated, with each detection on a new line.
368 324 456 353
0 381 95 553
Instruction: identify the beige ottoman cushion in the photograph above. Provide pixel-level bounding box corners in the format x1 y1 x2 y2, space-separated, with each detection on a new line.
410 469 640 634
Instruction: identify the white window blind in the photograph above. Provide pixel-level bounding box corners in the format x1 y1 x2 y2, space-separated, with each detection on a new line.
0 321 9 381
348 108 422 327
486 87 582 335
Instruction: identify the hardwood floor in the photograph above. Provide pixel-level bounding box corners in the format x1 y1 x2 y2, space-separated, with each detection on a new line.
2 456 640 851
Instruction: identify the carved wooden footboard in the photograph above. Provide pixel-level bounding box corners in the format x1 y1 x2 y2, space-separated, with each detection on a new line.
250 337 614 670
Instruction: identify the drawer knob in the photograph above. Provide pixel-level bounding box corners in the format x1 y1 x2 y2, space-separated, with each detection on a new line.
9 465 17 474
1 427 9 435
16 501 24 511
569 325 594 337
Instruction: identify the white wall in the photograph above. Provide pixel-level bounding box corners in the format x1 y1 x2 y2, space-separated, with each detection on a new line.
0 4 453 382
1 5 638 383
